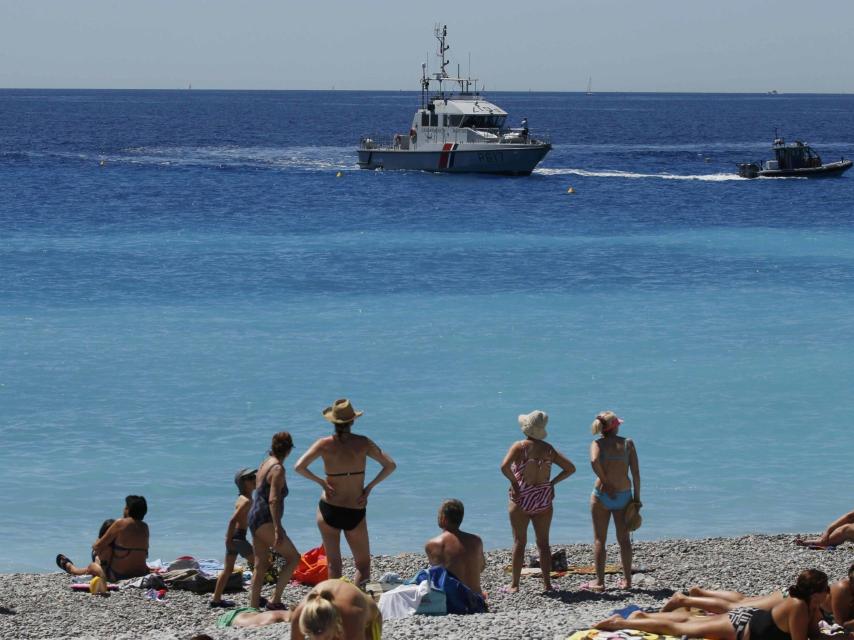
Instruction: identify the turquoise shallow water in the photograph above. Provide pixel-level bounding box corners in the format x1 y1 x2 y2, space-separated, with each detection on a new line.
1 90 853 571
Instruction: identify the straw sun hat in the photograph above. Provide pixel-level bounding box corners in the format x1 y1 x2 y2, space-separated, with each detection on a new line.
518 410 548 440
322 398 364 424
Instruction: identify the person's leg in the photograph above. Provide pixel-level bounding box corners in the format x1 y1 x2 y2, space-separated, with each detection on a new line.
249 525 273 609
613 505 632 588
590 495 611 591
595 612 737 640
506 502 530 593
271 533 300 604
211 553 237 605
317 508 343 579
662 592 740 613
343 517 371 586
530 507 554 591
57 555 107 579
825 523 854 546
689 587 746 602
631 610 695 622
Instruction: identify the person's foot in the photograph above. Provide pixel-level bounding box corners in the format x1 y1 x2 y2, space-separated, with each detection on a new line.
688 586 703 597
661 592 686 612
500 585 519 594
580 580 605 593
265 601 288 611
618 578 632 590
56 554 73 574
595 615 627 630
209 599 235 608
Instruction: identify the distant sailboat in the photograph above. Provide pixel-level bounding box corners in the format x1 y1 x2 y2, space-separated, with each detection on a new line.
586 76 593 95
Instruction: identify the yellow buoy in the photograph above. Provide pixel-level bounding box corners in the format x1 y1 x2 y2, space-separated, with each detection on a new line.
567 186 576 194
336 171 343 178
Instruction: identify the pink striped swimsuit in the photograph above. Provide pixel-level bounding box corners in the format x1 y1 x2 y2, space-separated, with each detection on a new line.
510 442 555 515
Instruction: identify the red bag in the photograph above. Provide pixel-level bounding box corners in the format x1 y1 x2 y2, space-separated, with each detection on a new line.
292 545 328 586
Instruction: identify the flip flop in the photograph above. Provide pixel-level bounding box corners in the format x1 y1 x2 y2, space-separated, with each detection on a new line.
265 601 288 611
56 554 73 574
617 578 632 590
499 585 519 594
579 580 606 592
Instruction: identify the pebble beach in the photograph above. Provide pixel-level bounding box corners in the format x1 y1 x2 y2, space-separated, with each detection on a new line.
1 534 849 640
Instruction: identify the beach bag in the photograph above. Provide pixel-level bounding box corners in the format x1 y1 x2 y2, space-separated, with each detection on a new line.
528 548 568 571
292 545 328 586
625 499 643 532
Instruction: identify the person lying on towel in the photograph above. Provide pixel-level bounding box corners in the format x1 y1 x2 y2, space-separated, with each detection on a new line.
424 499 487 613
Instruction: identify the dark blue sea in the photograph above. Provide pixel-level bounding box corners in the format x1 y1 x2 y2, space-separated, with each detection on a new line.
2 89 853 572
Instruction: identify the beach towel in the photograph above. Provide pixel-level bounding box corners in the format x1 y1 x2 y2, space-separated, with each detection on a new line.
566 629 711 640
503 563 643 577
377 581 432 620
567 629 683 640
216 606 258 628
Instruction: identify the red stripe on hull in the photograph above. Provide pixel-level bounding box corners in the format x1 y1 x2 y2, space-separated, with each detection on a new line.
438 143 454 169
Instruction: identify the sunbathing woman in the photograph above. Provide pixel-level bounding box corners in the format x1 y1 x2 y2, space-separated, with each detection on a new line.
796 508 854 548
661 586 786 613
295 398 396 586
290 578 382 640
248 432 300 610
500 410 576 593
56 495 149 583
588 411 640 591
596 568 831 640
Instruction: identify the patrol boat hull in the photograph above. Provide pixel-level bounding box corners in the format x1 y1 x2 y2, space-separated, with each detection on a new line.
357 143 552 175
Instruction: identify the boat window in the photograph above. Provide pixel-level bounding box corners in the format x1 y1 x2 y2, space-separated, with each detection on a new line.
430 112 438 127
460 115 507 129
421 112 429 127
447 115 463 127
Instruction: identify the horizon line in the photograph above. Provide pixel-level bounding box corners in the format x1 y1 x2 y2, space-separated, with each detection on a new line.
1 86 852 96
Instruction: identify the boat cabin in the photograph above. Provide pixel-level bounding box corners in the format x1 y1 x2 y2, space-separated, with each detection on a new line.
769 138 822 171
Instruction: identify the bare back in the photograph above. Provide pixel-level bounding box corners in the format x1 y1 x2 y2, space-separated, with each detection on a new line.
96 517 149 576
831 578 853 629
426 530 484 594
592 435 632 492
511 439 554 486
316 433 371 508
290 579 378 640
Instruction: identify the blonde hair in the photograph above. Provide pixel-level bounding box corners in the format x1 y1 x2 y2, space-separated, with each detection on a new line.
299 587 343 638
591 411 618 435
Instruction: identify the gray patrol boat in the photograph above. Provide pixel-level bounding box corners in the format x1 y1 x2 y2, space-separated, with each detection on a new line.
357 25 551 176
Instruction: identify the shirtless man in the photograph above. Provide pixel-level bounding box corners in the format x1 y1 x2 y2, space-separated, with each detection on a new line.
425 499 485 597
57 495 150 583
295 398 396 586
797 509 854 548
831 563 854 630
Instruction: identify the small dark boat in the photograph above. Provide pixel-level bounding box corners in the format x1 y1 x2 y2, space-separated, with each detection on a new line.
738 136 852 178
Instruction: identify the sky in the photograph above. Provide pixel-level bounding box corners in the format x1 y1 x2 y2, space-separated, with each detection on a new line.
1 0 852 92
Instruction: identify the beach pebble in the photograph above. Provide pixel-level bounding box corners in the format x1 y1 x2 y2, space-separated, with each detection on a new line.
1 534 848 639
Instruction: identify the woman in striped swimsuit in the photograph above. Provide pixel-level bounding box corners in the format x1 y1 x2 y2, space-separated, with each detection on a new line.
501 410 576 593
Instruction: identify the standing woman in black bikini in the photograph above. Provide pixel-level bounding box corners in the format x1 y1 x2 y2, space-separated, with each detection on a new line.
595 568 832 640
295 398 396 586
248 431 300 610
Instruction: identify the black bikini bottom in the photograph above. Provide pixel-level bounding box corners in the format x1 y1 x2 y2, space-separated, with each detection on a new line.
319 500 366 531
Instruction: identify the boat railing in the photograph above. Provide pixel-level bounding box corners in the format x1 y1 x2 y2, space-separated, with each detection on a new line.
359 129 550 150
359 135 411 151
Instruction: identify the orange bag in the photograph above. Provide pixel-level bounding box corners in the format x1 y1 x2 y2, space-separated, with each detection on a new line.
292 545 328 586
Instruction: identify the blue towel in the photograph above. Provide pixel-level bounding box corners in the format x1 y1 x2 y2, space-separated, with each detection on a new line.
413 566 487 615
